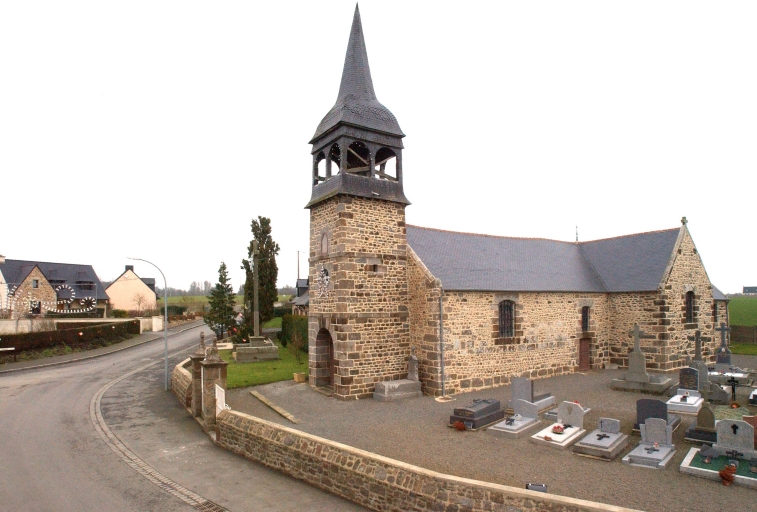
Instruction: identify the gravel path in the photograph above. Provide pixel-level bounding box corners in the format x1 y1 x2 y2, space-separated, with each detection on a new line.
227 356 757 512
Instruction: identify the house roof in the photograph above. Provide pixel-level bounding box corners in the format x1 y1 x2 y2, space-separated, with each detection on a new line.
0 259 109 300
293 290 309 306
310 5 403 143
407 225 689 293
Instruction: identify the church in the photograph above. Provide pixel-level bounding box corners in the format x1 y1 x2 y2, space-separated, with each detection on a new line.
306 7 729 400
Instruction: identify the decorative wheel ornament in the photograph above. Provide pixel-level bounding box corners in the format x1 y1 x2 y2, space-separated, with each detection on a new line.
317 267 330 298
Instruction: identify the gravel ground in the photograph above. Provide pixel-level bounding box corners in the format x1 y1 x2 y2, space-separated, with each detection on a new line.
227 355 757 512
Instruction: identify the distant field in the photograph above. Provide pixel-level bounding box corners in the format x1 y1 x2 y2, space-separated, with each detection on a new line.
728 296 757 326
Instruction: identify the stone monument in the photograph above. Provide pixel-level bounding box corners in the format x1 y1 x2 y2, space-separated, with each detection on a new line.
622 417 676 469
573 417 630 461
530 401 587 450
611 324 674 394
373 348 423 401
715 322 732 366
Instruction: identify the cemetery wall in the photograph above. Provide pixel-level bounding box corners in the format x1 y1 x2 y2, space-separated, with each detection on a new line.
308 196 411 399
215 409 636 512
171 358 192 408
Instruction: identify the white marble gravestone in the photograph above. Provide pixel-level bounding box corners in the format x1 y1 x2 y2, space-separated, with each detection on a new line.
622 418 676 469
666 389 703 415
530 401 587 450
487 399 541 439
573 417 630 460
713 420 757 460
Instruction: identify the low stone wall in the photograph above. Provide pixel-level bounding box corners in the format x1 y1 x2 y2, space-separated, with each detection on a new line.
171 358 192 408
216 409 638 512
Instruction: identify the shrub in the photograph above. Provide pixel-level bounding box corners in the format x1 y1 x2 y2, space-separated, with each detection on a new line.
280 314 308 348
112 309 129 318
0 321 141 353
273 306 290 318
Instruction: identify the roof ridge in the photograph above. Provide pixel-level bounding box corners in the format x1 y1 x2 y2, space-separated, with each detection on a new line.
578 227 679 244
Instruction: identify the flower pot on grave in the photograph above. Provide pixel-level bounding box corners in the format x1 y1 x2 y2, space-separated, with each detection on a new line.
293 372 307 383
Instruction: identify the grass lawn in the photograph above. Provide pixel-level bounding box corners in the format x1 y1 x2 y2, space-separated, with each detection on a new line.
220 342 308 389
729 342 757 356
263 317 282 329
728 296 757 326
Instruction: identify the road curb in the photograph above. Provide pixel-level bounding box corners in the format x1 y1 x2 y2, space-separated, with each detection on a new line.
0 322 206 374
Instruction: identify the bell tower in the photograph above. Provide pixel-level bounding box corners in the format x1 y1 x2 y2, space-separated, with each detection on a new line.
307 5 411 400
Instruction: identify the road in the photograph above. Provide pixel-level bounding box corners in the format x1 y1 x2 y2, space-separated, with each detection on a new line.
0 323 364 512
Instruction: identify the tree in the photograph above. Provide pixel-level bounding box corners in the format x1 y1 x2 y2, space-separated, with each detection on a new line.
241 216 280 329
205 262 237 335
132 293 146 314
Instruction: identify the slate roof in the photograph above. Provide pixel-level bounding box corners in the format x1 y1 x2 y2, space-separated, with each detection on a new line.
293 290 309 307
407 225 691 293
310 5 403 142
0 259 109 300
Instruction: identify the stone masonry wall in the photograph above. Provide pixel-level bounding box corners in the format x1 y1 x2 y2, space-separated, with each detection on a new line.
215 409 635 512
308 195 410 399
407 248 442 395
8 267 56 318
170 358 192 409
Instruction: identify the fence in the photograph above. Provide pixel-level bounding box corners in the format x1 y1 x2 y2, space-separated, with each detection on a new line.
731 325 757 344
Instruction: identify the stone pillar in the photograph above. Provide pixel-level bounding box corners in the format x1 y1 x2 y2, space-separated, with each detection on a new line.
188 332 206 417
200 337 228 431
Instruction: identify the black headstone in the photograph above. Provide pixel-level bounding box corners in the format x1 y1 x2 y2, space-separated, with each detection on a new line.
635 399 668 430
679 367 699 391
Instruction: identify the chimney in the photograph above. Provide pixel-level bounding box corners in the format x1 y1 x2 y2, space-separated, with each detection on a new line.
0 255 5 264
125 265 134 272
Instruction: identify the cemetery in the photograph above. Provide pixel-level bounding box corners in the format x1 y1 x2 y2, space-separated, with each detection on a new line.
205 350 757 512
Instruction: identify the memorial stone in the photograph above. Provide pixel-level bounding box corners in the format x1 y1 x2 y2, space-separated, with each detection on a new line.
449 398 504 429
635 398 681 432
690 331 710 393
610 324 674 394
679 367 699 391
715 322 732 365
507 377 555 412
487 399 541 439
573 417 629 460
530 401 587 450
622 417 676 469
684 405 717 444
713 420 756 460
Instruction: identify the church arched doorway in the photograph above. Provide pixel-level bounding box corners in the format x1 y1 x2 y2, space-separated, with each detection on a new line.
315 328 335 388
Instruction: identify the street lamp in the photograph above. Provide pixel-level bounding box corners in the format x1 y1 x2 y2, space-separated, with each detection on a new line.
128 257 169 391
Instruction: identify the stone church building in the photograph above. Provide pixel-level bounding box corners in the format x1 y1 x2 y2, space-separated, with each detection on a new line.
306 7 729 400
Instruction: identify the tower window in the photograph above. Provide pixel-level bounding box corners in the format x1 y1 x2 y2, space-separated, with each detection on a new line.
498 300 514 338
375 147 398 181
346 141 371 176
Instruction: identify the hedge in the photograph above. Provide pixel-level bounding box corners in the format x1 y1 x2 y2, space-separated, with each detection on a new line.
0 321 141 353
280 314 308 348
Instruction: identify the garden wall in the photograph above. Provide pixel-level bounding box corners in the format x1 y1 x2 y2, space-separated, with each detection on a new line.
171 358 192 408
215 409 638 512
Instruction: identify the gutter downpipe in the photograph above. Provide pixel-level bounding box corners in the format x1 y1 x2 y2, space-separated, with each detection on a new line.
439 283 445 397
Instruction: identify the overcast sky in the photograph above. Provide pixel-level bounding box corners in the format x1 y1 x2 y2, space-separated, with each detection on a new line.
2 1 755 295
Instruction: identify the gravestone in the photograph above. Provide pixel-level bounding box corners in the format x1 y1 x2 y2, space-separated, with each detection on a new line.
573 417 630 461
622 417 676 469
234 336 280 362
374 350 423 401
713 420 756 460
679 367 699 391
689 331 709 393
507 377 555 412
634 398 681 432
708 382 731 403
610 324 674 394
743 416 757 447
530 401 587 450
715 322 732 365
684 404 717 444
487 399 541 439
667 367 703 414
449 398 504 429
750 389 757 406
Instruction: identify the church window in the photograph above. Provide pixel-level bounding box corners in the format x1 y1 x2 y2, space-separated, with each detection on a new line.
581 306 590 332
685 291 695 324
374 147 397 181
713 302 718 320
498 300 514 338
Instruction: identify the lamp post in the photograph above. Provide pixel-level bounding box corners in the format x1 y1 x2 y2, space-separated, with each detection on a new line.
128 257 169 391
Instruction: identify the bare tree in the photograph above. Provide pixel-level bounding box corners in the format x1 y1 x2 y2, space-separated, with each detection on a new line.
132 293 147 314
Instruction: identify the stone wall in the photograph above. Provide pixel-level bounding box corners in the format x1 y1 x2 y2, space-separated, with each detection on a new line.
308 196 410 399
215 409 638 512
6 267 57 318
171 358 192 409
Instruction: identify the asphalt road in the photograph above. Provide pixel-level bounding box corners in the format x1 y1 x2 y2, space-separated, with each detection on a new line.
0 323 364 512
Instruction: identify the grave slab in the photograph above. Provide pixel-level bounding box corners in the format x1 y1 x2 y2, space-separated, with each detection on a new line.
573 418 630 461
530 423 586 450
610 324 675 394
449 398 505 430
622 418 676 469
544 405 591 423
373 379 422 401
679 448 757 490
666 390 703 415
487 399 541 439
505 377 555 413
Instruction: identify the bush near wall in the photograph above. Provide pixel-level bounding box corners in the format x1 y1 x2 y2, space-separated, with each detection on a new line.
111 309 130 318
55 322 110 331
0 321 141 353
280 314 308 348
273 306 290 318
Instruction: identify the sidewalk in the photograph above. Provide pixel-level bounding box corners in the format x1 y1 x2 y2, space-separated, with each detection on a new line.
0 319 207 374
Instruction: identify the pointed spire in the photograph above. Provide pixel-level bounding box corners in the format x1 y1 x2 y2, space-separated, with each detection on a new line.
310 4 403 142
337 5 377 103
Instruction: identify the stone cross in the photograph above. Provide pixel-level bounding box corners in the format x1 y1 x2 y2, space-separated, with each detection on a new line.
632 324 643 352
694 330 702 362
716 322 730 349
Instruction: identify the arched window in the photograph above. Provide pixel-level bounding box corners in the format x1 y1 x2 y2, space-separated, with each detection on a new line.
346 141 371 176
374 147 397 181
685 291 695 324
498 300 514 338
581 306 590 332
